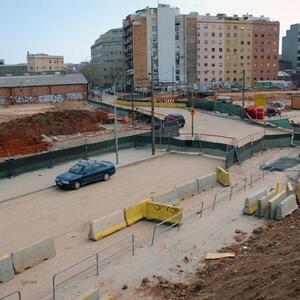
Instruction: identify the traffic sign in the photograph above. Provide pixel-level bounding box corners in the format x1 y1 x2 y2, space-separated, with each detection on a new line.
190 107 196 116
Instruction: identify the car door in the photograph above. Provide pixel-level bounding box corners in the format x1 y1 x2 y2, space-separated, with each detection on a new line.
81 165 97 185
94 163 108 180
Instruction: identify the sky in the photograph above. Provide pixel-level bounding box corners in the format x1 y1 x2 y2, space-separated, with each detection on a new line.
0 0 299 64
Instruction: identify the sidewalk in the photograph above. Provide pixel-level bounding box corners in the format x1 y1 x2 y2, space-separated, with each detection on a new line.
0 148 165 202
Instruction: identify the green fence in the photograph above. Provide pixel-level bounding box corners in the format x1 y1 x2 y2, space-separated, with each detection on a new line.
225 133 293 168
194 99 247 118
0 136 136 179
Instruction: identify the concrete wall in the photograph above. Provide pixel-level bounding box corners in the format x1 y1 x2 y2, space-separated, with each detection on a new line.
0 84 88 104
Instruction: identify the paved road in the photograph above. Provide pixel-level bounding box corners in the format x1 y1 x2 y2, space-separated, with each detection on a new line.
102 94 286 143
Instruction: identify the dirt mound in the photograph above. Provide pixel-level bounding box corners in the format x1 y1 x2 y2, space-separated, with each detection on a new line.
0 109 108 157
138 209 300 300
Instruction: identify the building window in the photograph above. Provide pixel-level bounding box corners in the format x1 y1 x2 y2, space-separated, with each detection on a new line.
227 33 230 37
234 26 237 30
212 48 215 52
219 33 222 37
211 32 215 37
219 48 223 52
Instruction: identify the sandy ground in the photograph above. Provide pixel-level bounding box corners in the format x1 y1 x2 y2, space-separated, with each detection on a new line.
0 101 92 123
0 146 297 300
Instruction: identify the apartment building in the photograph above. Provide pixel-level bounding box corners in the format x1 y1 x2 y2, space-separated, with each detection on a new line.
123 4 181 88
196 14 279 86
90 28 123 86
282 24 300 70
27 52 64 72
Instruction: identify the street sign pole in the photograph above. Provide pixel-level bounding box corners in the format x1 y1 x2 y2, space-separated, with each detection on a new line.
192 114 194 138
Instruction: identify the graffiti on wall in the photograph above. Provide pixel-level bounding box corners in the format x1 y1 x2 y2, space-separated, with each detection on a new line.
0 97 5 105
12 96 34 104
66 92 83 100
38 94 64 103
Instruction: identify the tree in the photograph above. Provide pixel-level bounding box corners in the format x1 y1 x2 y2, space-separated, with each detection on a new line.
80 63 104 89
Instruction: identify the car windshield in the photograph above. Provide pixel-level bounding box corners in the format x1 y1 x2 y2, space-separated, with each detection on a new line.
69 164 85 174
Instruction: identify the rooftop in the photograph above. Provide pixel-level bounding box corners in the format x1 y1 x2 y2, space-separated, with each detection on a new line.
0 73 87 88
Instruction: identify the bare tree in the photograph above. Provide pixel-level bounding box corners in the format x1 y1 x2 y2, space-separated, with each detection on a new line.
80 63 104 88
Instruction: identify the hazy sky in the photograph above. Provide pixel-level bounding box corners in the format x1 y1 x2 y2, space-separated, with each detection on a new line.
1 0 299 64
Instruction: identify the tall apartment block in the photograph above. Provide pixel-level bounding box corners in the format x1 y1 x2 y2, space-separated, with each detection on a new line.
123 4 184 88
282 24 300 70
27 52 64 72
90 28 123 86
196 14 279 86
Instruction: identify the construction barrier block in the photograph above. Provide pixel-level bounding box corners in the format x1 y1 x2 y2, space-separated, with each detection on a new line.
255 190 276 218
89 210 127 241
75 288 99 300
264 191 286 219
100 295 116 300
216 166 230 187
176 180 198 201
0 255 14 283
295 179 300 204
275 182 280 195
123 199 150 226
286 182 294 195
151 189 178 205
275 194 298 220
12 237 56 274
144 201 183 224
243 189 267 215
196 173 217 193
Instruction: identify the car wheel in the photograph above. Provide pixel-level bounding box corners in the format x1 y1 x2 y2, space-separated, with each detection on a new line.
103 173 110 181
74 181 81 190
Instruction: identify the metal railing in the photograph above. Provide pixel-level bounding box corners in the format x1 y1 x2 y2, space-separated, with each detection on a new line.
212 177 247 210
0 291 21 300
52 234 134 299
151 201 204 246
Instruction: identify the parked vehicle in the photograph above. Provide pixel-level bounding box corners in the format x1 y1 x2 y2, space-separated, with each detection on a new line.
164 113 185 128
55 159 116 189
266 101 284 117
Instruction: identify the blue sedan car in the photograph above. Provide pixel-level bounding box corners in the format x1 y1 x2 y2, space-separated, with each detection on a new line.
55 159 116 189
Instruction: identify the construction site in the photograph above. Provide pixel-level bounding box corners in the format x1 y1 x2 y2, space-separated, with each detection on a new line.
0 86 299 300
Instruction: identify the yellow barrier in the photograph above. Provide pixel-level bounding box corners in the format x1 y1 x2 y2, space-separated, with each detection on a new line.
275 182 280 195
295 179 300 204
123 199 151 226
144 201 183 224
286 182 294 195
116 99 186 108
102 295 116 300
216 166 230 187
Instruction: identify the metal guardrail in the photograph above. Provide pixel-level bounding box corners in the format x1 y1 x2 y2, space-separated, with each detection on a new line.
0 291 21 300
52 234 134 299
151 201 204 246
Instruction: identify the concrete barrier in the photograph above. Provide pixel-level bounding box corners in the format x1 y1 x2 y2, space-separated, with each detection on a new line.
100 295 116 300
89 210 127 241
243 189 267 215
295 179 300 204
75 288 99 300
275 194 298 220
216 166 230 187
255 190 276 218
12 237 56 274
264 191 287 219
286 182 294 195
0 255 14 283
196 173 217 193
176 180 198 201
123 199 150 226
144 201 183 224
151 189 178 204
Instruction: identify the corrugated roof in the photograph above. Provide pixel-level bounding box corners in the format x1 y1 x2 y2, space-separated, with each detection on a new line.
0 73 88 88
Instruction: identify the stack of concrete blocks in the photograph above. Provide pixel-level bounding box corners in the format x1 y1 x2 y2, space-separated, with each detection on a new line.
0 237 56 284
152 173 217 205
244 182 299 220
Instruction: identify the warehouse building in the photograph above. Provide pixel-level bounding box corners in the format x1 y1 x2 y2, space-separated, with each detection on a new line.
0 73 88 105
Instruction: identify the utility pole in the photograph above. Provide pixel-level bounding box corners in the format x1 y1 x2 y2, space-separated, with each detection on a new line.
131 78 134 127
172 66 175 102
242 69 245 107
113 80 119 165
151 55 155 156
